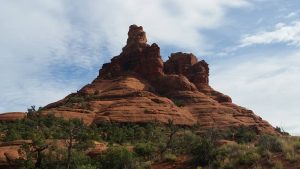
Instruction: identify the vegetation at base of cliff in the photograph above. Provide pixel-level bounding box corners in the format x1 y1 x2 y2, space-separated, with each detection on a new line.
0 108 300 169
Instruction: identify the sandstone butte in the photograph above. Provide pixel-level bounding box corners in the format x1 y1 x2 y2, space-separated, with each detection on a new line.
0 25 278 134
0 25 280 165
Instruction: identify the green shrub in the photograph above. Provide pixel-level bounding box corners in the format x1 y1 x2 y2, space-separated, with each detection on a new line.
97 146 134 169
97 122 165 144
215 144 260 168
259 149 272 159
226 126 257 144
173 100 185 107
237 151 260 166
191 138 216 166
171 130 200 154
71 150 95 169
134 161 152 169
4 128 23 141
236 128 257 143
68 96 85 103
294 141 300 151
134 142 158 159
258 135 283 153
77 164 97 169
272 161 283 169
275 126 282 133
282 140 300 162
163 153 177 162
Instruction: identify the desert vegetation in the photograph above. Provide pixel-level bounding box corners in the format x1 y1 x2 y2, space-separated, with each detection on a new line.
0 108 299 169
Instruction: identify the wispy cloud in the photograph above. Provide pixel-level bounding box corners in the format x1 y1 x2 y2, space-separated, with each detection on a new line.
210 50 300 135
240 21 300 47
286 12 297 18
0 0 250 112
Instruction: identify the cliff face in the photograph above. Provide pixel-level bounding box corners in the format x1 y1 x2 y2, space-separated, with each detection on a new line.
23 25 276 134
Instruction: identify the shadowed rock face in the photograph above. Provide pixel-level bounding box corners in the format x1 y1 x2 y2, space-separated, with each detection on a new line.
99 25 164 81
1 25 277 134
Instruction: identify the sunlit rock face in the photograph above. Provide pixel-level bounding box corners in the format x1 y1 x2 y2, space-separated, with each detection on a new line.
2 25 278 135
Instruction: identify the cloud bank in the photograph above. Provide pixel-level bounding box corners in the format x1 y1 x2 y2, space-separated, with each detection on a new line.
240 21 300 47
0 0 249 112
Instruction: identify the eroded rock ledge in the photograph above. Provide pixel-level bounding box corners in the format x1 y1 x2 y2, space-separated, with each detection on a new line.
2 25 277 134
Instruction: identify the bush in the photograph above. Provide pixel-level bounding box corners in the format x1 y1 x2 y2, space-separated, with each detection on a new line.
236 128 257 143
275 126 282 133
294 141 300 151
134 161 152 169
258 135 283 153
68 96 85 103
226 126 257 144
97 122 165 144
259 149 272 159
191 138 216 166
173 100 185 107
72 150 96 169
97 146 134 169
282 140 300 162
215 144 260 168
237 151 261 166
77 164 97 169
134 142 158 159
163 153 177 162
171 130 200 154
272 161 283 169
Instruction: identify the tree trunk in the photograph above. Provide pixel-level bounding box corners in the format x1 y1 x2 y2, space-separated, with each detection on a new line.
35 151 42 169
67 134 73 169
160 130 177 159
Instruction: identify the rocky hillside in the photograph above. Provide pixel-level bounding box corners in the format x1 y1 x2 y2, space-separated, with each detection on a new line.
27 25 276 134
2 25 299 169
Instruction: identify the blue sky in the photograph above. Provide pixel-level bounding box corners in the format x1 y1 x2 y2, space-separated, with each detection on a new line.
1 0 300 135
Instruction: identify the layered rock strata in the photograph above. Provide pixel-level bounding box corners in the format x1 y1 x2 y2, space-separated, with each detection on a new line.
2 25 277 134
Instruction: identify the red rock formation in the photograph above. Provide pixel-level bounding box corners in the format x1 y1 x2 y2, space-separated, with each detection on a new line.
164 52 231 103
0 112 26 121
99 25 164 81
1 24 278 135
43 75 196 125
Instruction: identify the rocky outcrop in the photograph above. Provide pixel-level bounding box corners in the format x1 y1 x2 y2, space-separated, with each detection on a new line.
99 25 164 81
41 25 199 126
0 112 26 121
164 52 231 103
164 52 208 85
42 75 197 125
1 25 278 134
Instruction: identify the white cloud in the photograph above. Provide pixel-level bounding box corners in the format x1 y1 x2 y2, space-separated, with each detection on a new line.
0 78 77 112
0 0 250 112
286 12 297 18
71 0 250 54
210 51 300 135
240 21 300 47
